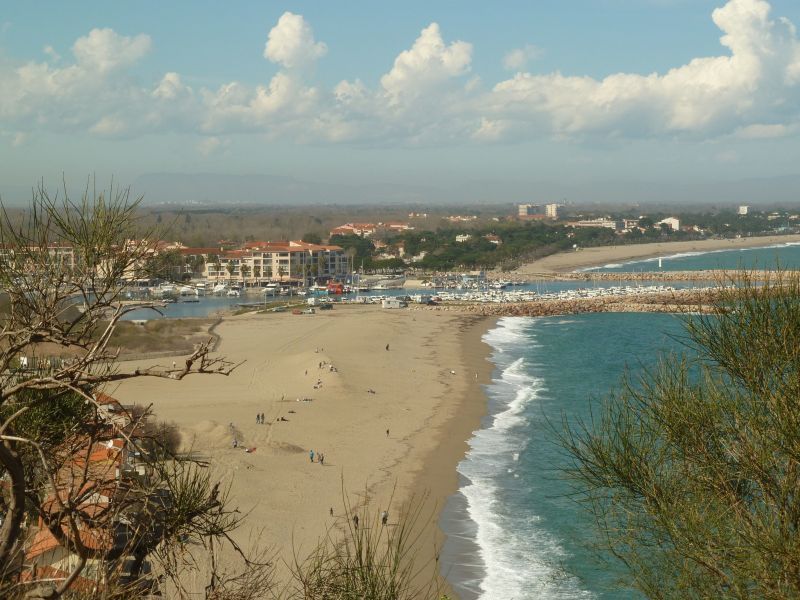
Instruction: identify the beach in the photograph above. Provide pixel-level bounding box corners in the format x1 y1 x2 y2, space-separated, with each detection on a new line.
515 234 800 273
110 305 494 596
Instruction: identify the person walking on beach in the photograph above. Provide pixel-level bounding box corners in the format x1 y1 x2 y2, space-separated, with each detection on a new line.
309 449 315 463
330 507 334 517
385 343 390 351
353 515 359 529
381 511 389 526
319 453 325 466
386 428 390 437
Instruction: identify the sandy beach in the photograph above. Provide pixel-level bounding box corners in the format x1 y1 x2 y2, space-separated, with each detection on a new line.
110 305 494 596
515 234 800 274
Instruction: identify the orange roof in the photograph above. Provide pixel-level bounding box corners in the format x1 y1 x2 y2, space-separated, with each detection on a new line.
26 524 114 560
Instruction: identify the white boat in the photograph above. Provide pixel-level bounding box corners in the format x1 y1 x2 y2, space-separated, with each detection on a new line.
212 283 227 295
226 289 240 297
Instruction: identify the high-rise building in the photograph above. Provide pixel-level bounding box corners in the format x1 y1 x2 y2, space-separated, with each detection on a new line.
738 205 749 215
518 204 540 217
545 204 560 219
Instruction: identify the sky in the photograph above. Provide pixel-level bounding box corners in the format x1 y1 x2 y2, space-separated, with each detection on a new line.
2 0 800 205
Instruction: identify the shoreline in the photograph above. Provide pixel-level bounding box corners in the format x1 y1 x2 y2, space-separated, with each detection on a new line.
402 314 496 598
515 234 800 274
109 305 497 596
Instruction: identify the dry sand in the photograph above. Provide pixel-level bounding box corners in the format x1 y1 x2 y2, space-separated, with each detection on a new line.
110 305 494 596
516 234 800 274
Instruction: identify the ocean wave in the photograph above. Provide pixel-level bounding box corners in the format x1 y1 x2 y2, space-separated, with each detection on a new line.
455 317 594 599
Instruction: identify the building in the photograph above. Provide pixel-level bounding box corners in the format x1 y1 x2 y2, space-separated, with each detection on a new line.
483 234 502 245
381 221 414 233
198 240 349 286
329 223 379 237
545 204 561 219
21 393 152 592
568 218 622 231
518 204 547 220
657 217 680 231
329 221 413 237
447 215 478 223
455 234 472 243
738 205 749 215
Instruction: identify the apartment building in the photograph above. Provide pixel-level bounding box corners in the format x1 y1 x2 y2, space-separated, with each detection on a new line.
196 240 349 285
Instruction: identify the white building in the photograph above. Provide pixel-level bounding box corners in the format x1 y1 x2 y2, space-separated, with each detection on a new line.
657 217 681 231
569 218 621 231
545 204 561 219
186 241 349 286
455 234 472 243
738 205 749 215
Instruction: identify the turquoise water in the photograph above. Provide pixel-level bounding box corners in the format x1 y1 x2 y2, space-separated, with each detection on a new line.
442 314 686 599
589 241 800 272
442 241 800 598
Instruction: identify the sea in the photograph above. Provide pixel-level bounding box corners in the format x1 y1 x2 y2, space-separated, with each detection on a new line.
440 241 800 600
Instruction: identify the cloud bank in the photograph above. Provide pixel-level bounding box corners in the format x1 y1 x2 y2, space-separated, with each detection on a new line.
1 0 799 147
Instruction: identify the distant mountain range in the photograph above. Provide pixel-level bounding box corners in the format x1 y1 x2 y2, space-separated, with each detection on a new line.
1 172 798 207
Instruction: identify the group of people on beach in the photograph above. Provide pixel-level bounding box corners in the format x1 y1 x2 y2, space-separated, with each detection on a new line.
255 413 266 424
309 449 325 465
349 511 389 529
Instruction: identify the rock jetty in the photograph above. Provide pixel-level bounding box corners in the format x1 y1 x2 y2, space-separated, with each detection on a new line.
413 288 719 318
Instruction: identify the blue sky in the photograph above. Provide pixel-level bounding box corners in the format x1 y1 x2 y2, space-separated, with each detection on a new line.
2 0 800 204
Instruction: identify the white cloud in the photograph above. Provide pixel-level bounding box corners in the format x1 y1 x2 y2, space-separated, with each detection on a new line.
480 0 800 138
89 116 127 136
502 44 542 71
153 72 190 100
380 23 472 103
1 1 800 146
72 28 151 73
264 12 327 69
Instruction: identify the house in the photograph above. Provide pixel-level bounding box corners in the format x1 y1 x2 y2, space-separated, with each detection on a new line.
329 223 379 237
22 393 146 591
455 234 472 243
483 234 502 245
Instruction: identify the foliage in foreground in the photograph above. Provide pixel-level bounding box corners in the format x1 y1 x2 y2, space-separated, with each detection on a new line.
562 271 800 599
286 492 445 600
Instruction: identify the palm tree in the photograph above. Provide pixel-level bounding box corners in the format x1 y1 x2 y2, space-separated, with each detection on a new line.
225 262 235 282
277 266 285 281
253 265 261 281
240 264 251 286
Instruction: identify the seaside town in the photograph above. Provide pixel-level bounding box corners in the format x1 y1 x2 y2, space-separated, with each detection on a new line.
5 1 800 599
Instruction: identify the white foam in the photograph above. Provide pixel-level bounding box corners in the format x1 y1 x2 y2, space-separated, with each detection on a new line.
577 241 800 273
456 317 595 599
